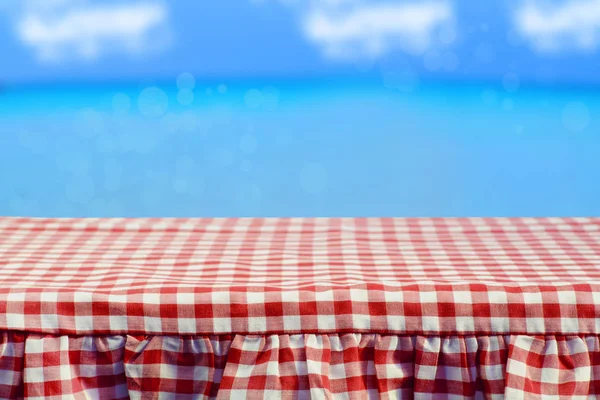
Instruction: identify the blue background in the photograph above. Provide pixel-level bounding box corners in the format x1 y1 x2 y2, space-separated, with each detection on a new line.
0 0 599 217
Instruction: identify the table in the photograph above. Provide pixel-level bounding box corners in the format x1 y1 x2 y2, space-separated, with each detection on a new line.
0 217 599 399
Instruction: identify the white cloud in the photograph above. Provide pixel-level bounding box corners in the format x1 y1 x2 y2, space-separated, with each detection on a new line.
304 2 454 58
270 0 455 60
514 0 600 53
9 1 170 62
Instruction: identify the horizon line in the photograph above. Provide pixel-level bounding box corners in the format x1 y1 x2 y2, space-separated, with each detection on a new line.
2 71 600 93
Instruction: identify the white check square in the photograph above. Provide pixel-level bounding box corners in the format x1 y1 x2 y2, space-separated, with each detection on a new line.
212 318 232 333
211 291 230 305
6 313 25 329
419 291 437 303
246 291 265 304
177 318 197 334
317 315 336 330
109 315 128 331
144 316 162 332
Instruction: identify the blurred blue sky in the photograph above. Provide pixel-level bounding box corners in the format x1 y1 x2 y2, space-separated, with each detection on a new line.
0 1 599 218
0 0 599 85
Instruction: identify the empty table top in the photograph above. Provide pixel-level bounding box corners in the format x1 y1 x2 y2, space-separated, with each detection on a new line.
0 217 599 336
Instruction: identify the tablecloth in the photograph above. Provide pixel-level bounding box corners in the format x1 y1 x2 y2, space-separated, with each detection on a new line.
0 217 599 399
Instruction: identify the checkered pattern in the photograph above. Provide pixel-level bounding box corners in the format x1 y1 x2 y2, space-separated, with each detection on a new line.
0 217 599 397
1 332 600 399
0 217 599 336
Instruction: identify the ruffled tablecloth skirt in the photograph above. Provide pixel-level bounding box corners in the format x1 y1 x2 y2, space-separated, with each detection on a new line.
2 332 600 399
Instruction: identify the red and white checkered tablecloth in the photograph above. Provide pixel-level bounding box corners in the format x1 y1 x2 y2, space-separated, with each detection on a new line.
1 217 599 399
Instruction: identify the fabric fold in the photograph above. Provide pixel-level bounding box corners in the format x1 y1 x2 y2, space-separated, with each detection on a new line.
0 332 599 398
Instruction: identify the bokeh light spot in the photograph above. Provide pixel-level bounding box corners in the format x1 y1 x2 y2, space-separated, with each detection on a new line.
177 89 195 106
382 68 419 93
161 112 181 134
138 87 169 118
177 72 196 90
218 84 228 93
244 89 263 108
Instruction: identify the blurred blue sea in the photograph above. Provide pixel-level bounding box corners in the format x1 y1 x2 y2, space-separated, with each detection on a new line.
1 79 598 217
